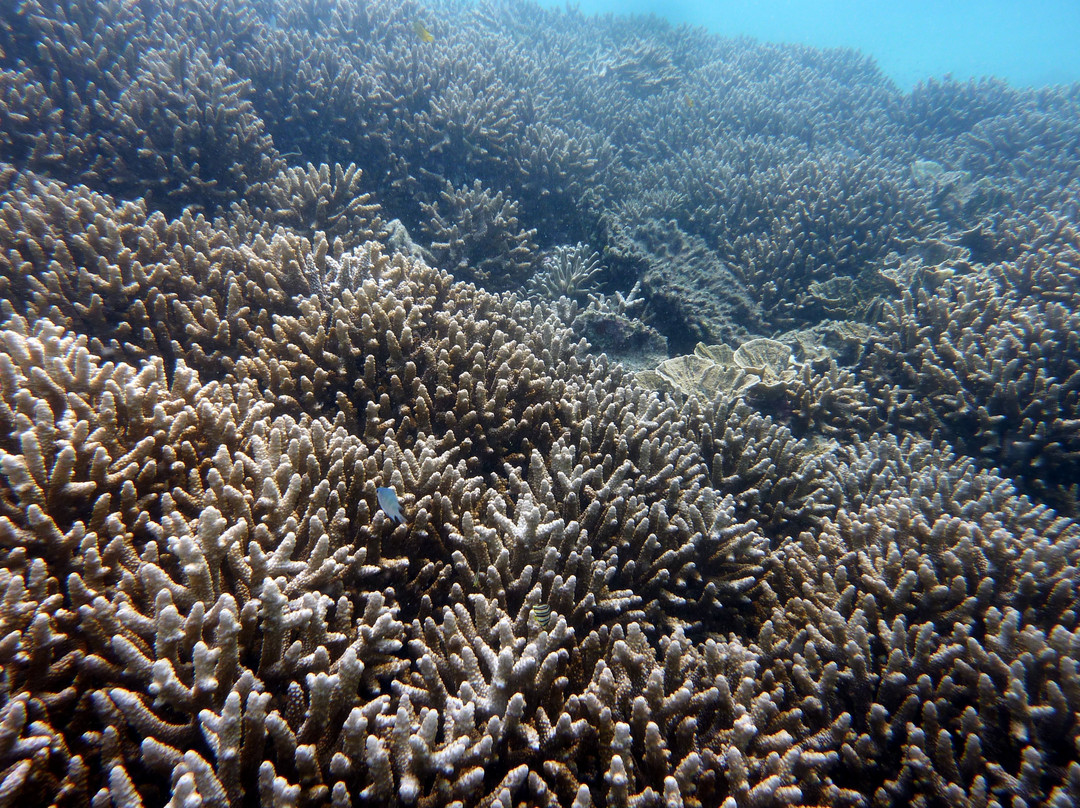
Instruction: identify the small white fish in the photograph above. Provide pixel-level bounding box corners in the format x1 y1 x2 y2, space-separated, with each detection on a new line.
376 487 406 524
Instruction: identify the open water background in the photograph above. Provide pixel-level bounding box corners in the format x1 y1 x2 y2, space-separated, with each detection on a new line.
540 0 1080 89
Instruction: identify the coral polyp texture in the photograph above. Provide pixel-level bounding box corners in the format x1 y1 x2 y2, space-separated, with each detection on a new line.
1 0 1080 806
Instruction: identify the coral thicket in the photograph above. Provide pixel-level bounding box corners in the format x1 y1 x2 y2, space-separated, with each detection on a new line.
1 0 1079 806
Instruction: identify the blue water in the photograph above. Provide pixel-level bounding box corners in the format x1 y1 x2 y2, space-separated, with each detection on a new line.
542 0 1080 90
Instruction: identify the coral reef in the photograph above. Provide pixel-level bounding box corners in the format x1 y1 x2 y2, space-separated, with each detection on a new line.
420 180 538 291
569 283 669 374
603 211 765 352
242 162 386 250
642 338 878 442
1 0 1079 806
860 209 1080 515
528 243 606 304
598 38 683 95
0 180 773 805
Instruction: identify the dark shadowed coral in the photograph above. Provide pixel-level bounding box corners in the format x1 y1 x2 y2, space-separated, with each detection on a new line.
571 283 669 373
604 211 765 351
1 3 280 215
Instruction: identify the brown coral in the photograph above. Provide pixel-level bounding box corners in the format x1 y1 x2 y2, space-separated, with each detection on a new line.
0 173 774 805
1 1 1080 806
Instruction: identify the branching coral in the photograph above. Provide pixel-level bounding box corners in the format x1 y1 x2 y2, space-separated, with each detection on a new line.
860 209 1080 514
0 176 775 805
1 0 1080 806
528 243 605 302
240 162 385 250
420 180 538 291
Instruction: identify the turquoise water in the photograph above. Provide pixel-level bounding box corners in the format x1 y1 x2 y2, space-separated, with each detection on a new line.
542 0 1080 89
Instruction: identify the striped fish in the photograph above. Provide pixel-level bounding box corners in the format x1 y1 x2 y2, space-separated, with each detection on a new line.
531 603 552 628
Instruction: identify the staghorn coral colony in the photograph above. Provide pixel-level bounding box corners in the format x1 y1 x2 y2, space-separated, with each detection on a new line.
1 0 1079 806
